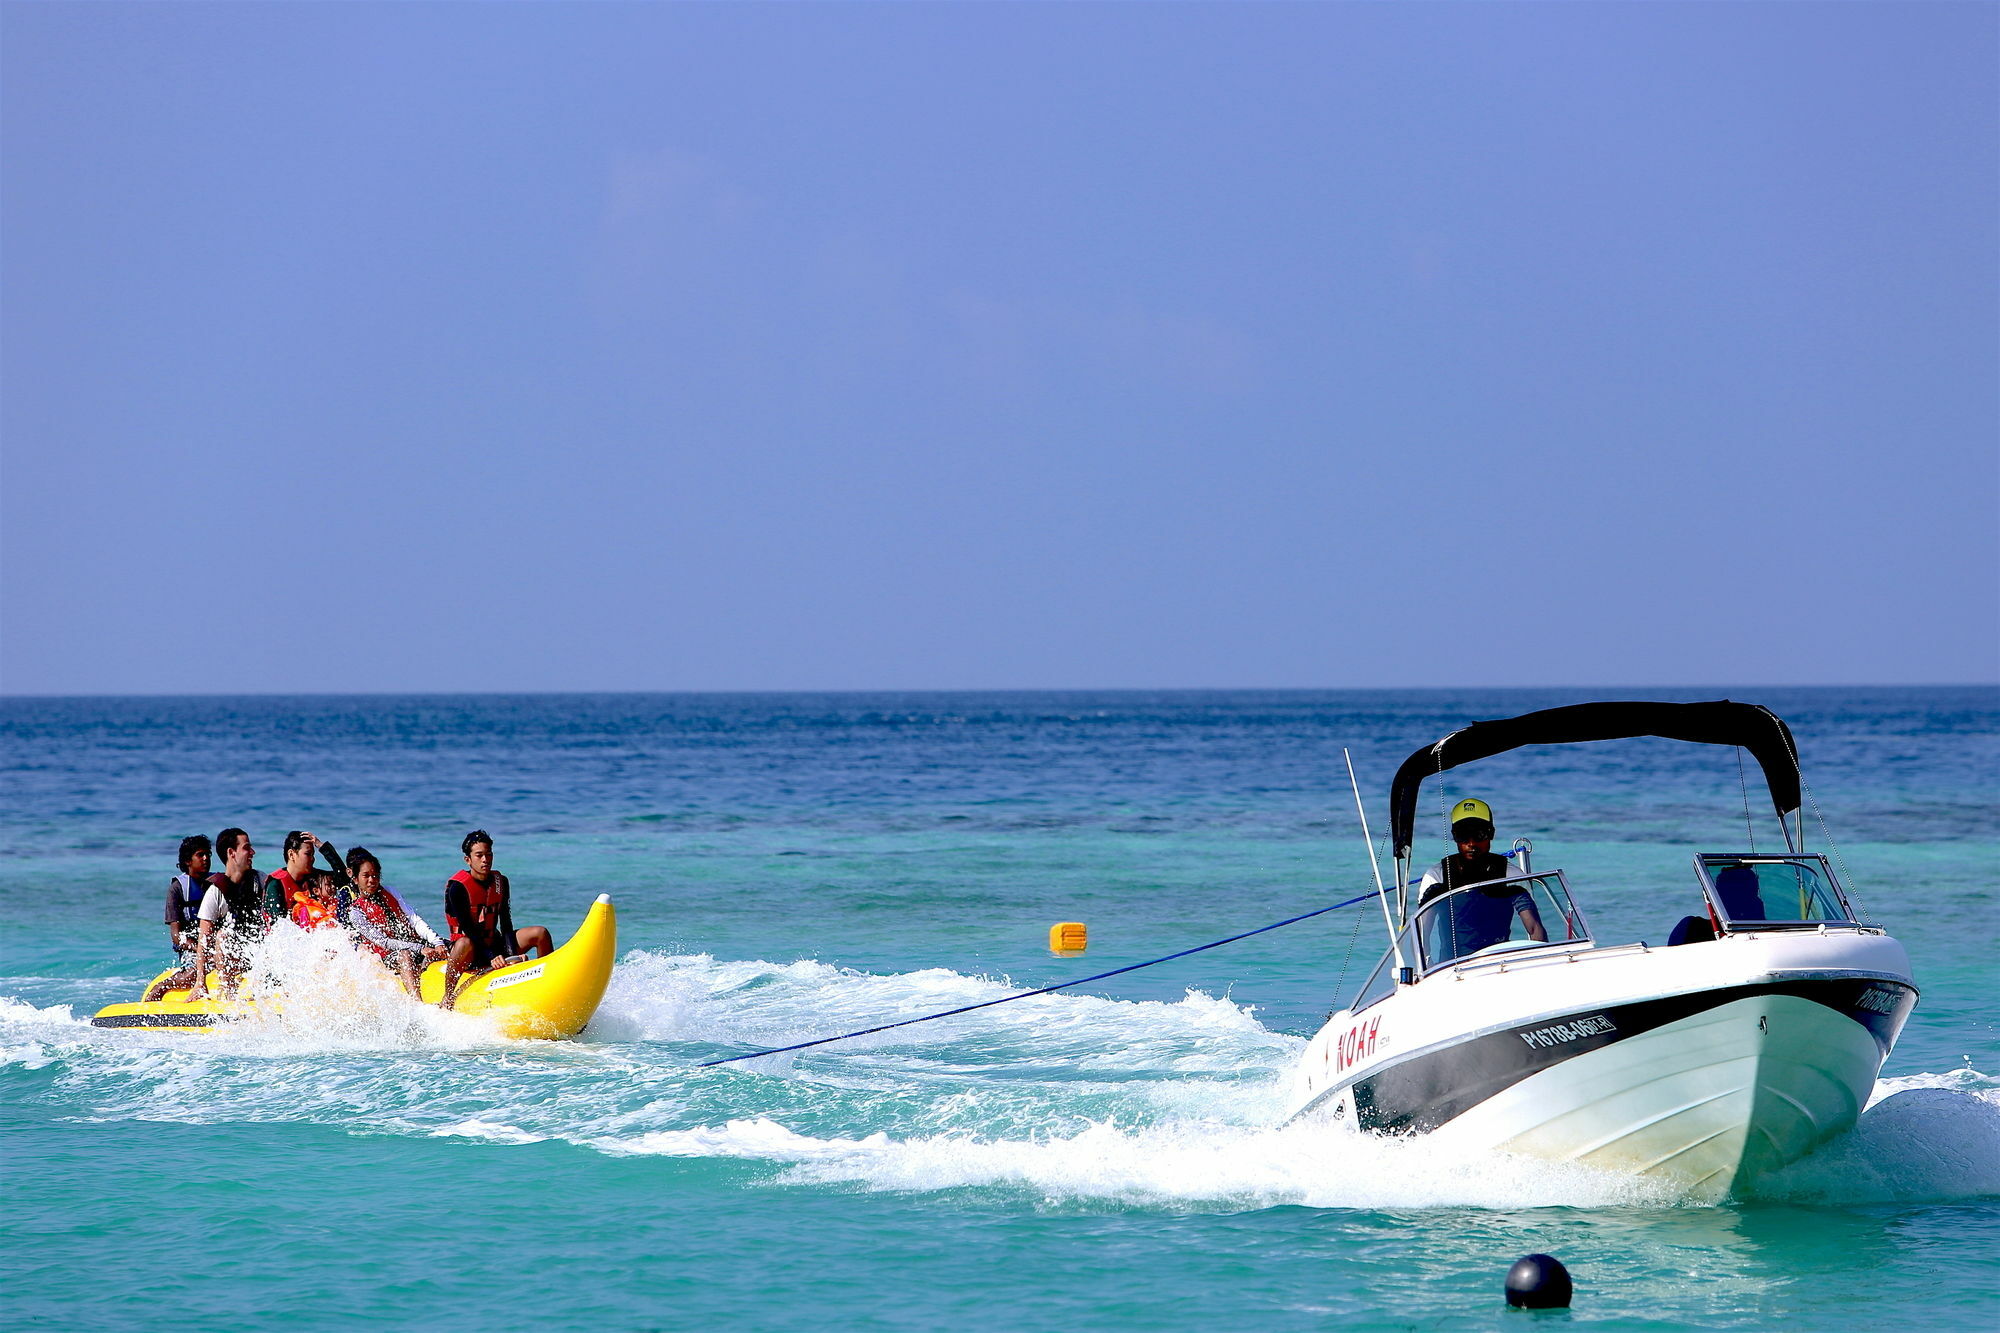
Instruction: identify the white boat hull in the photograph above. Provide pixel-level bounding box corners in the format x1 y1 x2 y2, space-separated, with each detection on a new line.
1289 929 1915 1200
1430 993 1887 1199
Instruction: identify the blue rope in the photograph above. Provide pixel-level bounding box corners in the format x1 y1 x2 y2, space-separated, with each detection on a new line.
697 888 1385 1068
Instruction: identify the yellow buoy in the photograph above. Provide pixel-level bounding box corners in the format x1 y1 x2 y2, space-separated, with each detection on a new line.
1049 921 1087 956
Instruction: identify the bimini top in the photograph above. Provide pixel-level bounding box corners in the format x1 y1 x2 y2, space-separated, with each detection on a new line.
1388 700 1801 859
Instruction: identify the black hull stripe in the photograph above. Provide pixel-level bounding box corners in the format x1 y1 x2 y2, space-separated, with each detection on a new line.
1351 978 1915 1136
90 1013 223 1029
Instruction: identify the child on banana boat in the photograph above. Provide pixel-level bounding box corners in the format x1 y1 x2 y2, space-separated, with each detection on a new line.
289 870 345 931
144 836 215 1002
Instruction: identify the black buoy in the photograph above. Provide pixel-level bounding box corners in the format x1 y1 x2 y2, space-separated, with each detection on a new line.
1504 1253 1572 1309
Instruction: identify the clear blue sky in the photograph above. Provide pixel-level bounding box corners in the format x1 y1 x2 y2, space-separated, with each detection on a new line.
3 3 1994 694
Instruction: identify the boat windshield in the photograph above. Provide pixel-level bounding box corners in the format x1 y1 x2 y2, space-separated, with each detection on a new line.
1695 854 1854 928
1413 871 1589 974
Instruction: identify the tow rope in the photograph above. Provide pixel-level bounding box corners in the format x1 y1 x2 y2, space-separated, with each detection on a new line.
698 888 1383 1068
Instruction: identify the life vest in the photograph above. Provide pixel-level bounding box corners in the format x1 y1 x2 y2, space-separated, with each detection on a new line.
269 870 306 916
447 869 506 945
168 873 206 930
291 892 340 932
211 871 268 933
1430 850 1512 895
354 893 424 957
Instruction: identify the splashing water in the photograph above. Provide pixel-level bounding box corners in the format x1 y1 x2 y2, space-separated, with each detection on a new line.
11 948 1991 1216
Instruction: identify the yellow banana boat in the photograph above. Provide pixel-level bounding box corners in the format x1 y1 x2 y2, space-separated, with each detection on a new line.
91 894 617 1040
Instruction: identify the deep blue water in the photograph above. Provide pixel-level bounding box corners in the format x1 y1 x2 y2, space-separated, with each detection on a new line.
3 687 1996 1330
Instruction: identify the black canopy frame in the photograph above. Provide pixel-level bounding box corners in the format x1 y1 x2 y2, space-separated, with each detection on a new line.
1387 700 1802 861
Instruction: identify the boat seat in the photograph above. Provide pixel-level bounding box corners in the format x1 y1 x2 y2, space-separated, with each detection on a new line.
1667 914 1716 946
1712 866 1767 919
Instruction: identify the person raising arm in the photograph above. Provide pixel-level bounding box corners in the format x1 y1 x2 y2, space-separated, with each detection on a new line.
265 831 322 924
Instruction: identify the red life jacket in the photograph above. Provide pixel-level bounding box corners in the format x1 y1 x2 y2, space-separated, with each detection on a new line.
354 893 422 959
269 869 305 917
448 869 506 944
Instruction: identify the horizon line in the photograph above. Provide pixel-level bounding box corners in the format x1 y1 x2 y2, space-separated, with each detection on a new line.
3 681 1995 703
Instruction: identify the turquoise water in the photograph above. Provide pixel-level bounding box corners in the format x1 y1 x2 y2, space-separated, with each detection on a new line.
4 688 1996 1330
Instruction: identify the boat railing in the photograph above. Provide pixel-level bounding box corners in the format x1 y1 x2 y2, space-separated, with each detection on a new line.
1693 853 1858 931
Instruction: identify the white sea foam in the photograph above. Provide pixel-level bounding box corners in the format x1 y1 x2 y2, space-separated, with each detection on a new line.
135 924 507 1055
594 1113 1680 1210
0 995 88 1068
570 952 2000 1210
584 1077 2000 1211
1751 1069 2000 1204
431 1117 548 1145
570 952 1666 1207
593 948 1292 1067
0 995 82 1029
0 1038 62 1069
23 943 1999 1213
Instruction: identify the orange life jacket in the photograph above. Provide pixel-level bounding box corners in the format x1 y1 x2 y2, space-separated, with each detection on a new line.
291 893 339 931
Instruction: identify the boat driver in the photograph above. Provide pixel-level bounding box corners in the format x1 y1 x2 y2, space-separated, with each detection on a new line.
1417 799 1546 959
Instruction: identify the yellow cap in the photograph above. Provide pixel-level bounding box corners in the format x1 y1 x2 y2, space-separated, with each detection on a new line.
1450 798 1493 826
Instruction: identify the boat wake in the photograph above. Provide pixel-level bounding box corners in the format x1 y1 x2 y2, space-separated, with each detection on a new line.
5 948 1995 1210
1746 1069 2000 1204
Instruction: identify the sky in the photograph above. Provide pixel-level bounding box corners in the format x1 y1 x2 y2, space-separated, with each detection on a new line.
2 2 1994 695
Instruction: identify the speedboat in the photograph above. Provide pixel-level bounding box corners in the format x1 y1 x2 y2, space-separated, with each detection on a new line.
1288 701 1916 1200
91 893 618 1040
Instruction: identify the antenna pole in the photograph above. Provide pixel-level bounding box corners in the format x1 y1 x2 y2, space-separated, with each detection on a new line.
1345 748 1407 973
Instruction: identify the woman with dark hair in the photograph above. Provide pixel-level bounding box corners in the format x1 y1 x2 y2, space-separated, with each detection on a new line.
266 831 322 921
344 846 448 999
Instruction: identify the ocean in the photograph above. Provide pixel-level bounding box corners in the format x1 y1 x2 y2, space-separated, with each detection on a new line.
3 687 1995 1330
